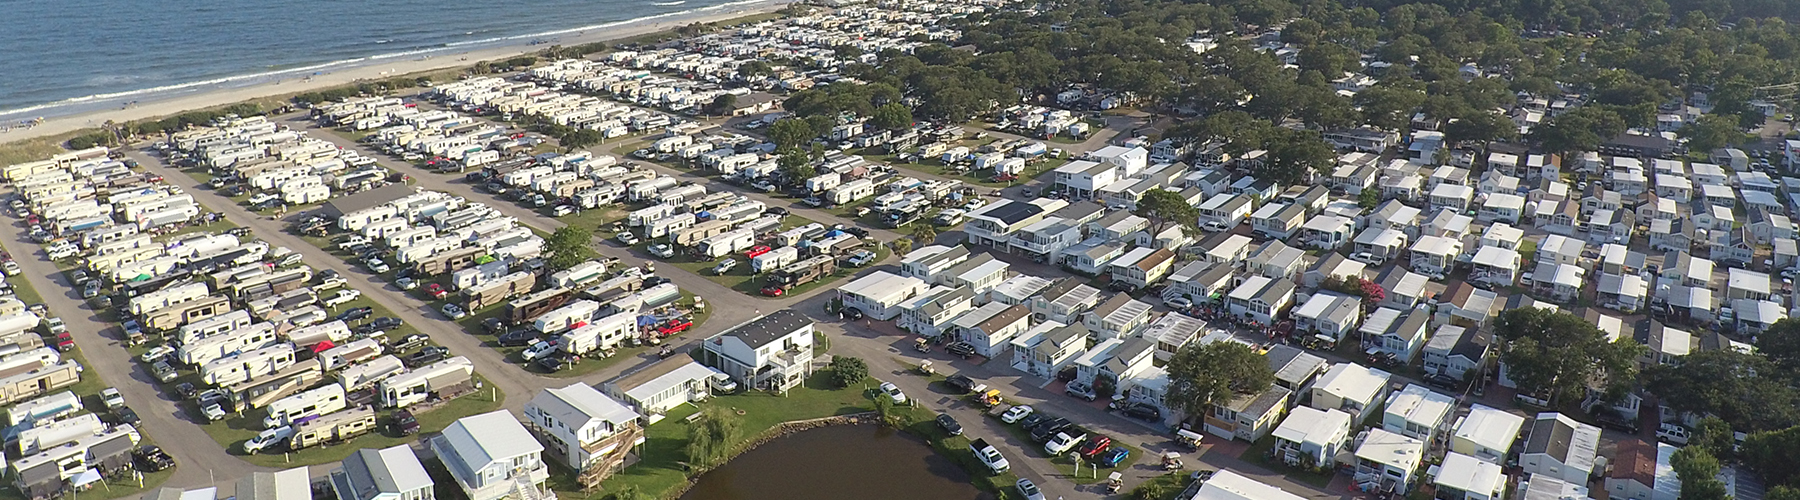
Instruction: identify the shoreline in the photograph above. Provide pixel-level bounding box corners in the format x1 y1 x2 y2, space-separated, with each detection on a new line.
0 0 790 147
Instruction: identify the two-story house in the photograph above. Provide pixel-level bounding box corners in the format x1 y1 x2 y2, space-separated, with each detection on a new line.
1142 313 1205 361
1362 307 1430 362
1353 227 1408 265
1251 203 1308 240
964 199 1068 247
1271 406 1353 469
953 302 1032 359
1089 211 1149 242
1164 261 1238 305
1409 235 1462 277
1094 338 1157 391
1052 160 1119 200
1084 293 1154 340
1226 276 1296 324
1008 218 1083 261
521 384 641 484
1197 193 1254 226
1435 453 1507 500
1353 428 1426 494
1110 248 1177 290
1375 266 1429 310
1067 240 1129 275
1300 214 1357 250
1031 279 1102 324
431 411 551 500
1422 325 1488 380
1247 240 1306 280
1205 385 1293 442
933 254 1010 295
1293 293 1363 342
699 310 815 392
1381 384 1455 442
900 245 970 280
897 285 976 337
1199 233 1255 268
1604 440 1679 500
1370 200 1422 239
1010 322 1088 379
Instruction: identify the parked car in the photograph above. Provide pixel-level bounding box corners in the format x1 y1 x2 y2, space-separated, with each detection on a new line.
1045 430 1088 455
879 382 907 404
498 329 538 347
1122 403 1162 421
135 446 175 472
1000 405 1034 424
151 360 178 382
1065 381 1097 401
521 340 560 362
936 414 963 436
424 283 448 299
1095 446 1130 467
101 388 125 410
440 303 467 319
1657 423 1691 445
337 307 375 322
1077 435 1113 459
1016 479 1045 500
649 244 676 258
390 410 420 435
369 317 404 332
616 232 640 245
140 345 175 363
945 342 976 358
1029 418 1072 442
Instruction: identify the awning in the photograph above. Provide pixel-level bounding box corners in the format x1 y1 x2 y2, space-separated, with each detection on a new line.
71 469 101 488
312 340 336 353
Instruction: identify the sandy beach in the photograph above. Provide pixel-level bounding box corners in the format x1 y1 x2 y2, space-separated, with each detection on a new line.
0 0 788 146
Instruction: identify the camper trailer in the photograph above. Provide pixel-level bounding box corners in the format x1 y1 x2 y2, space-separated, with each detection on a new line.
378 356 474 408
15 413 104 455
827 179 877 205
336 355 407 393
463 271 538 310
551 261 609 289
6 391 82 428
286 320 352 349
770 255 837 289
287 406 377 450
533 300 600 335
227 363 325 410
696 229 756 259
179 322 280 366
261 384 348 429
0 361 82 405
506 287 573 324
558 310 637 356
751 246 801 273
202 343 297 386
145 295 232 331
316 338 385 372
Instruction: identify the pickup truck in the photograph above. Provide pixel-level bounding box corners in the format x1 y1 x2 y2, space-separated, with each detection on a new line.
969 438 1010 474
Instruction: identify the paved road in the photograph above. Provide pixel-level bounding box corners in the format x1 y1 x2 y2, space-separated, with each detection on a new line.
0 199 265 488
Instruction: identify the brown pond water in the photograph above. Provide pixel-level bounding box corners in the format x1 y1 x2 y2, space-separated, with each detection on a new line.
678 424 985 500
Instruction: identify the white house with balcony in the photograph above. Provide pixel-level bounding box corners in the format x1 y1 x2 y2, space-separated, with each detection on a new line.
1031 279 1102 324
1009 218 1083 261
1226 276 1296 325
1248 240 1306 280
1010 322 1087 379
1353 428 1425 494
431 411 551 500
521 384 641 480
1252 203 1308 239
1301 215 1356 250
1409 235 1462 277
1200 233 1255 268
953 302 1032 359
1271 406 1353 469
698 310 815 392
332 445 434 500
1422 325 1488 380
900 245 970 280
1381 384 1455 442
1198 193 1253 226
964 199 1066 247
1353 227 1408 265
897 285 976 338
1143 313 1205 361
1311 363 1392 420
1294 293 1362 342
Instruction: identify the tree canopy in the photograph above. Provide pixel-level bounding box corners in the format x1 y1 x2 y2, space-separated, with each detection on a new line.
1645 348 1800 431
1493 307 1644 403
1133 189 1201 238
1163 341 1275 418
546 226 599 271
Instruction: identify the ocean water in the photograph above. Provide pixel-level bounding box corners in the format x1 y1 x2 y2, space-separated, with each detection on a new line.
0 0 759 120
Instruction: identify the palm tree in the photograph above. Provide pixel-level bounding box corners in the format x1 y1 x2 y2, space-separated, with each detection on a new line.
910 225 938 245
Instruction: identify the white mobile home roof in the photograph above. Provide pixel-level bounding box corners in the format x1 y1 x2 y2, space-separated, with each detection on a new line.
440 410 542 473
840 271 925 304
1192 470 1308 500
1454 404 1525 455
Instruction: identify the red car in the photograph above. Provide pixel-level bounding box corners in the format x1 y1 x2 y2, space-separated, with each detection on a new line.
656 319 694 336
759 285 786 297
54 332 75 352
743 246 772 259
1077 435 1112 459
424 283 447 300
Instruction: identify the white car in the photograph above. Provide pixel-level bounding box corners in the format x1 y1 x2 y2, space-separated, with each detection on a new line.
322 290 362 307
1045 430 1087 455
366 258 391 273
314 277 348 292
712 259 737 275
440 303 467 319
879 382 907 404
648 244 676 258
1657 423 1690 445
616 232 640 245
139 345 176 363
396 277 418 290
1166 297 1193 310
1016 479 1046 500
1000 405 1034 424
100 388 125 409
1202 220 1228 232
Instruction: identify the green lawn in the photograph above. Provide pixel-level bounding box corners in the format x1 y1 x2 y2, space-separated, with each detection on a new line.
7 273 43 306
196 375 504 467
1128 472 1197 500
552 205 629 233
597 372 876 498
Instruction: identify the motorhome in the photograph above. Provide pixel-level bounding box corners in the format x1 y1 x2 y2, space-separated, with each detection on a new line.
696 228 756 259
673 219 733 247
506 287 573 324
6 391 82 428
336 355 407 393
261 384 348 429
14 413 104 455
646 212 698 239
551 261 609 289
0 312 40 339
378 356 474 408
0 361 82 405
129 282 211 316
463 271 538 310
286 320 352 348
752 246 801 273
144 294 232 331
227 363 325 410
828 179 877 205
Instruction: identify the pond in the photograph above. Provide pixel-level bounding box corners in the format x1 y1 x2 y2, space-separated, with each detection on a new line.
679 424 985 500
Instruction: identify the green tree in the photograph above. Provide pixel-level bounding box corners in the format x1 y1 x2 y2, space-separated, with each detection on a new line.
1529 106 1627 155
546 226 600 271
1359 189 1379 209
1444 110 1518 146
826 356 869 388
1681 114 1749 158
869 103 914 130
1745 426 1800 487
1354 85 1428 130
768 118 816 150
1758 318 1800 373
1693 417 1737 460
1645 349 1800 432
778 150 815 182
738 60 773 78
1133 189 1200 238
1672 447 1730 500
873 390 899 427
706 94 737 116
685 406 743 469
559 129 602 152
604 485 644 500
910 224 939 245
1163 342 1275 419
1494 307 1646 404
1260 129 1335 185
1769 486 1800 500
